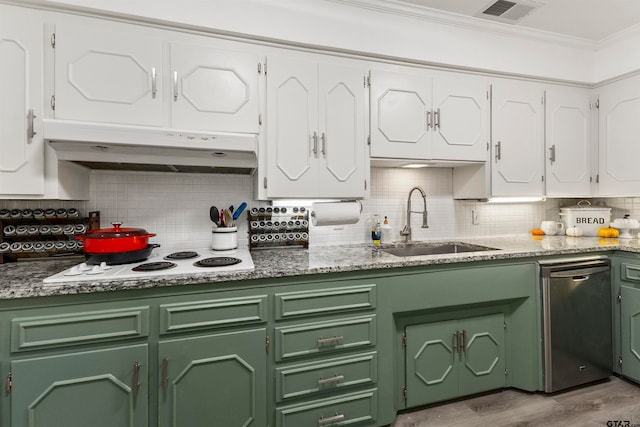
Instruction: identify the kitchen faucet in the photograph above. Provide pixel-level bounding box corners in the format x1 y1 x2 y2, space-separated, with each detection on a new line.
400 186 428 242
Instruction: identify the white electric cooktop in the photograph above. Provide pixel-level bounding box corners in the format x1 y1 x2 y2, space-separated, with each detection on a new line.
43 247 254 285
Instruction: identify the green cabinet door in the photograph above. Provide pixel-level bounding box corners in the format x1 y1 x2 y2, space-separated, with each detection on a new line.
11 344 148 427
158 328 267 427
457 314 506 395
405 319 459 407
621 285 640 381
405 314 505 407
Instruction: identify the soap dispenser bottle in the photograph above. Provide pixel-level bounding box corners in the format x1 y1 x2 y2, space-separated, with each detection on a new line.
381 216 391 243
371 214 381 245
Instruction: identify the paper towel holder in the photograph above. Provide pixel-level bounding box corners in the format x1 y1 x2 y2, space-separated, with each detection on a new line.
310 200 363 220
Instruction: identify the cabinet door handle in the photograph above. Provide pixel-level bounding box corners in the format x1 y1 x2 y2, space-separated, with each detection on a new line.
317 335 344 345
318 374 344 385
151 67 157 99
549 144 556 163
462 330 467 355
426 110 433 130
27 109 37 140
162 357 169 393
495 141 502 161
133 362 140 398
312 132 318 157
172 71 178 101
454 331 461 356
318 414 345 425
321 132 326 156
434 108 441 129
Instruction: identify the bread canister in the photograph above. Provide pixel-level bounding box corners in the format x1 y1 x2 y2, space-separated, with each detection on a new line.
211 226 238 251
559 200 611 236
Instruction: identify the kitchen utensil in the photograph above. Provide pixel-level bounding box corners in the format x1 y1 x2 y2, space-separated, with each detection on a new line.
232 202 247 220
223 209 233 227
210 206 220 226
211 226 238 250
76 222 156 254
84 244 160 265
229 205 234 214
220 209 225 227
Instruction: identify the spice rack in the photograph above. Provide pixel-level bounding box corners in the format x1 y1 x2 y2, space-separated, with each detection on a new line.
248 206 309 249
0 210 100 263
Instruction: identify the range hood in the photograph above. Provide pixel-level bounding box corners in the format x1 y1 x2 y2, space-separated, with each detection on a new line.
44 120 258 175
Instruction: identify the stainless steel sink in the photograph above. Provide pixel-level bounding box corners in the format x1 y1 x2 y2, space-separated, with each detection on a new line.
381 242 498 257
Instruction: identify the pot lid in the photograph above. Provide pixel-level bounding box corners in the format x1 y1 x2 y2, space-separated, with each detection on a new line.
560 200 612 211
84 222 152 239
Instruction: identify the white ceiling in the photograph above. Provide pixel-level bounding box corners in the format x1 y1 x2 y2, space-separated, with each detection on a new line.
388 0 640 41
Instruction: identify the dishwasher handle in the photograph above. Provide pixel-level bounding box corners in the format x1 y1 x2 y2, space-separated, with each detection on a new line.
548 265 609 279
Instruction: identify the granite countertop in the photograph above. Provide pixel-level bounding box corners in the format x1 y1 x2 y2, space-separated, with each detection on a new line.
2 235 639 300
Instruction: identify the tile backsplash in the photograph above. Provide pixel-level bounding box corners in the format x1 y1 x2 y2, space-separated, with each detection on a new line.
3 168 635 250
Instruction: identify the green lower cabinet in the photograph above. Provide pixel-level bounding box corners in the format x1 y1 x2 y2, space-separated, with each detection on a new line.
621 285 640 381
158 328 267 427
405 313 505 407
10 344 148 427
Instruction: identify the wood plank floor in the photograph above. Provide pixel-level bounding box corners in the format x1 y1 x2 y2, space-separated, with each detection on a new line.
392 376 640 427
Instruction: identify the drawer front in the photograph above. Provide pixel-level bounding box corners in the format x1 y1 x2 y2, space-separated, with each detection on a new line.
275 315 376 362
275 285 376 320
276 389 377 427
159 295 268 335
621 262 640 284
11 306 149 352
276 352 377 402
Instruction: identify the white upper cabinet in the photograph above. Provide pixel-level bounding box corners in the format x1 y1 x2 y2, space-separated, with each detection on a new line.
491 79 545 197
598 74 640 196
266 56 366 198
53 19 260 134
54 21 164 127
0 5 45 196
370 67 487 162
544 85 592 197
169 42 259 133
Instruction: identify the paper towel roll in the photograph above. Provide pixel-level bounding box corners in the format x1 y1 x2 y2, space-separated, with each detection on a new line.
311 201 361 226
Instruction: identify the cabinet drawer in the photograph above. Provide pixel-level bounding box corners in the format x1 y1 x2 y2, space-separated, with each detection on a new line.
276 352 377 402
275 315 376 362
11 306 149 352
276 389 377 427
621 262 640 284
159 294 267 335
275 284 376 320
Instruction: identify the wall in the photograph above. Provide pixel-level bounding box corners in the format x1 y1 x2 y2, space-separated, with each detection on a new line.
1 169 574 251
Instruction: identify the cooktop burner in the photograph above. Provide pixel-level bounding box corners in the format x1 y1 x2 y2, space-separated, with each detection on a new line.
194 257 242 268
165 251 199 260
132 261 177 272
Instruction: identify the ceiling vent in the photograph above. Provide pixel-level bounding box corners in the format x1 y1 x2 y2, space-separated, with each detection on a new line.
476 0 541 23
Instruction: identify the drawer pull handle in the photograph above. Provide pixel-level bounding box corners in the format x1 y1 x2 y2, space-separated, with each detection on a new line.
317 336 344 345
318 414 345 425
162 357 169 393
133 362 141 398
318 374 345 385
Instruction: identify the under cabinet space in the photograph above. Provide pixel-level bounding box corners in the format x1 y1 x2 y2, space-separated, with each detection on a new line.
276 351 377 402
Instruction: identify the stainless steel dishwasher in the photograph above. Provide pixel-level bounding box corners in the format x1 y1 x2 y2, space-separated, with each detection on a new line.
539 256 612 393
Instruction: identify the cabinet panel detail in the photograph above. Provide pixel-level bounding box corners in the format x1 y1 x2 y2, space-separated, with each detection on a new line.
11 307 150 352
159 295 267 334
275 315 376 361
276 352 377 402
622 263 640 284
11 344 148 427
276 389 377 427
275 284 376 320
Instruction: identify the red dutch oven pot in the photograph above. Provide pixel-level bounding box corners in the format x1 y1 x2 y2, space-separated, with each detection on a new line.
76 222 156 254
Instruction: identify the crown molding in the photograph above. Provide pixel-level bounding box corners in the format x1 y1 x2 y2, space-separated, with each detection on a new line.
596 21 640 50
327 0 597 51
